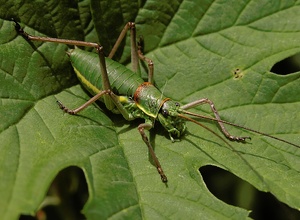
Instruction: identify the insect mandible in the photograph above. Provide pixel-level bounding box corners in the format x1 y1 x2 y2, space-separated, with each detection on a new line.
13 20 300 183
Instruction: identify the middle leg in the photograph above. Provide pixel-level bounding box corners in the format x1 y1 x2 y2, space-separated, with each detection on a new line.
138 122 168 183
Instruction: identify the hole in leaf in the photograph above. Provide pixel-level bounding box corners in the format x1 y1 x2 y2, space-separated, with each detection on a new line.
271 53 300 75
233 68 243 79
200 165 300 220
20 166 88 220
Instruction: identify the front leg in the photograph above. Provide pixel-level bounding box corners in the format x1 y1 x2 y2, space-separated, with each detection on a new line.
181 98 250 141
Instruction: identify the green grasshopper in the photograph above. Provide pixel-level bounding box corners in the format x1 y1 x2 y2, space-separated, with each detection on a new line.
13 20 299 183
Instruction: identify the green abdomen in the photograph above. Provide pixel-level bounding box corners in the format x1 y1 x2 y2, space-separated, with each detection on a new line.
69 48 144 97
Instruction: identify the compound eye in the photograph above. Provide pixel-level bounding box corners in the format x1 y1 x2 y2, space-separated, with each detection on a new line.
162 109 169 116
175 102 180 107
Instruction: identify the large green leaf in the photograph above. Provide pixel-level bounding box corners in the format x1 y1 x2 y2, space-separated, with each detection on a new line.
1 0 300 219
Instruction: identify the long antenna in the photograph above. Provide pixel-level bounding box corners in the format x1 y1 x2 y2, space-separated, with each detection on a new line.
177 113 266 183
181 110 300 148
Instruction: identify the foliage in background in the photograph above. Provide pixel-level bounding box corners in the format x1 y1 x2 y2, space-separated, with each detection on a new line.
0 0 300 219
